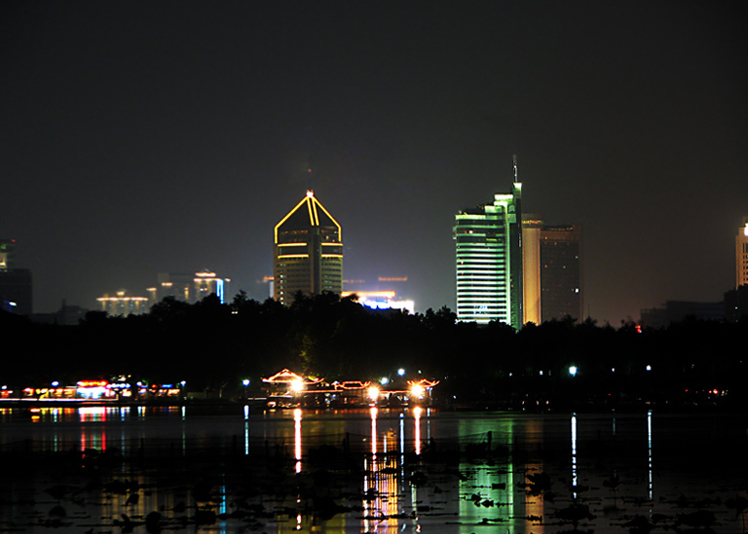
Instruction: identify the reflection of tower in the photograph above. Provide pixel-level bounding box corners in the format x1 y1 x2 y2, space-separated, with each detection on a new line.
274 191 343 306
737 217 748 288
454 176 523 327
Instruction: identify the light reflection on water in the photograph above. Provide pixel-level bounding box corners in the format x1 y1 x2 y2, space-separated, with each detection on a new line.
0 407 746 533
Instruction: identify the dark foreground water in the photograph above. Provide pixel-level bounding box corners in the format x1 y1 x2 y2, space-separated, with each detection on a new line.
0 406 746 533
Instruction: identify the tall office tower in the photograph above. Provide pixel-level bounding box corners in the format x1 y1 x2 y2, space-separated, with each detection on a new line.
522 214 544 325
539 224 583 322
0 239 32 315
737 217 748 288
454 180 523 328
274 190 343 306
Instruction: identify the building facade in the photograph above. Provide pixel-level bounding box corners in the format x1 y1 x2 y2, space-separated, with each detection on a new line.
454 182 523 328
737 217 748 289
521 214 544 325
539 224 583 322
0 239 33 315
274 191 343 306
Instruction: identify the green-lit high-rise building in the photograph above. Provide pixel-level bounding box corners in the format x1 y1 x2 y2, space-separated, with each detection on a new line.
454 177 523 328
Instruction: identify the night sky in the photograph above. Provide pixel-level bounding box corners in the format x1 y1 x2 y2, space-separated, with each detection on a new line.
2 1 746 324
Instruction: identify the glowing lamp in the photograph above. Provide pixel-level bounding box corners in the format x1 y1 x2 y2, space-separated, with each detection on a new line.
568 366 578 377
367 386 380 402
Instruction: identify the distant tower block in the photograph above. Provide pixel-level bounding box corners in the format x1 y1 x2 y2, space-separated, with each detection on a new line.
0 239 32 315
737 217 748 288
274 190 343 306
539 224 583 322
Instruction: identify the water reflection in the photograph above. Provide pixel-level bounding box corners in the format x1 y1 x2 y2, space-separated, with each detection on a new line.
294 407 302 473
413 406 422 455
648 409 653 501
571 412 578 499
0 407 744 534
363 406 404 532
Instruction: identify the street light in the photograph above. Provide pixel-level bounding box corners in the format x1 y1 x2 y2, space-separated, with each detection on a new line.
568 365 578 377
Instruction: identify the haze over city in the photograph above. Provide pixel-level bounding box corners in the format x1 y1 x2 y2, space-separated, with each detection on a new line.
2 1 746 324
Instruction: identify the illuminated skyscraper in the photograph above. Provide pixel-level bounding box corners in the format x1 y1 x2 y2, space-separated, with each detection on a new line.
454 179 523 328
737 217 748 288
274 191 343 306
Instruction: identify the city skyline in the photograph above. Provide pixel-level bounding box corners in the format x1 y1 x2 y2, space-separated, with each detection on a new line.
1 2 746 324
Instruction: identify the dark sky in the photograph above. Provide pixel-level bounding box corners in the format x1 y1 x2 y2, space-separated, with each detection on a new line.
2 1 746 324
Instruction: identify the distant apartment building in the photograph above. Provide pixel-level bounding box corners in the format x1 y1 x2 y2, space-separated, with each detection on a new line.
522 217 583 323
97 290 149 316
274 190 343 306
737 217 748 289
539 224 583 322
640 300 724 329
0 238 33 315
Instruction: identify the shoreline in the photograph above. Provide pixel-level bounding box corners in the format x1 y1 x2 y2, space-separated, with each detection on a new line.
0 396 745 415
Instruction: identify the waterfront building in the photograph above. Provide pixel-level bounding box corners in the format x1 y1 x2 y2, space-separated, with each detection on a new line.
274 191 343 306
737 217 748 289
454 178 523 328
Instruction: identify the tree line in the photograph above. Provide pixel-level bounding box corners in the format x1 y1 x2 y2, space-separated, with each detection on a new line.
3 291 746 408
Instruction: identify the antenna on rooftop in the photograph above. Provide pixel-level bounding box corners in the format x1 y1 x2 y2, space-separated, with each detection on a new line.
513 154 519 183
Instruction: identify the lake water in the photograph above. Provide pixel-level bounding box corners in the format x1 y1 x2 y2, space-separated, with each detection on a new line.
0 405 746 533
